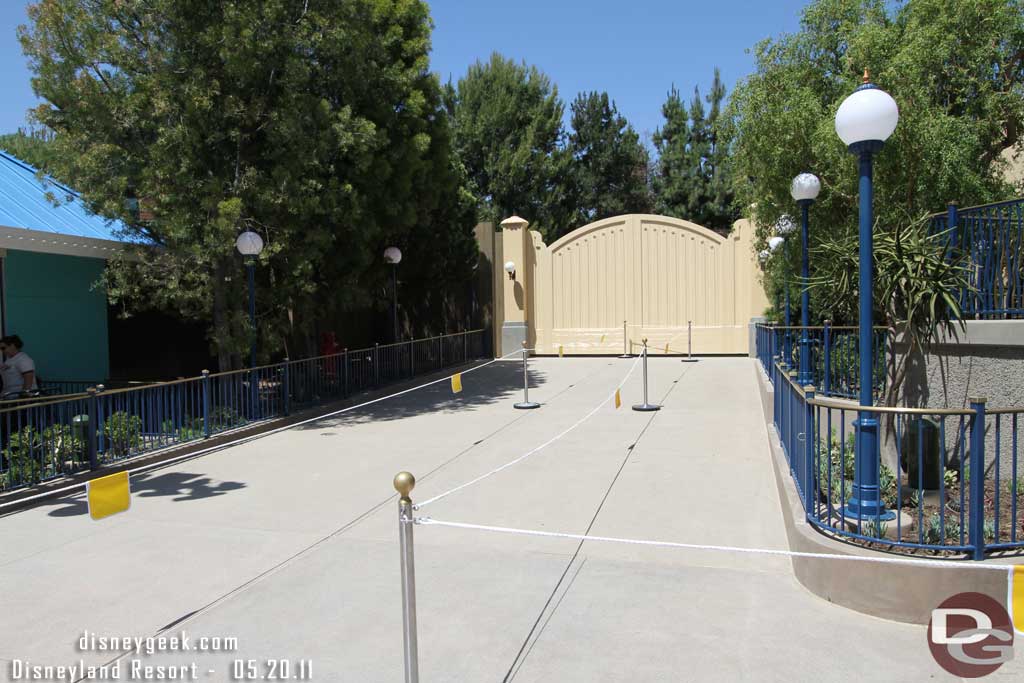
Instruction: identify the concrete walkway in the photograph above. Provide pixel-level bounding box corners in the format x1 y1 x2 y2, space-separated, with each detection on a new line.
0 357 1007 681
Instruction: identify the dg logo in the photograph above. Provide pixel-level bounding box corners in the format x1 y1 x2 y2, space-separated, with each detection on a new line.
928 592 1014 678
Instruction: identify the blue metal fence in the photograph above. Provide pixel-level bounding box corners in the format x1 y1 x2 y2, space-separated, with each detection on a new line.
930 198 1024 319
771 359 1024 558
0 329 486 492
755 323 888 401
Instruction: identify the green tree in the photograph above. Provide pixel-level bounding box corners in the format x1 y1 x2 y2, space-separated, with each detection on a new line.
652 86 690 217
703 70 735 229
653 68 737 231
21 0 475 368
447 53 567 238
558 91 651 237
728 0 1024 322
0 127 57 171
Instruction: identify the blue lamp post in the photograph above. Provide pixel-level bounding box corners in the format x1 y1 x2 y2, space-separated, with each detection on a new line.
768 233 792 366
835 70 899 521
384 246 403 343
236 231 264 369
791 173 821 386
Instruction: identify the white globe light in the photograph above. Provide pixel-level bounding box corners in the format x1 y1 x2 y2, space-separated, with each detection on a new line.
768 236 785 252
835 85 899 146
791 173 821 202
758 249 770 263
383 246 402 264
776 215 797 236
504 260 516 274
235 230 264 257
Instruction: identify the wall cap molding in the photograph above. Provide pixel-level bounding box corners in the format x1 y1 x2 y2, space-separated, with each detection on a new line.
894 319 1024 348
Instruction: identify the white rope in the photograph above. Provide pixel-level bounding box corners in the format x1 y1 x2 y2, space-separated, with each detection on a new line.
413 517 1013 571
415 355 643 509
0 349 528 511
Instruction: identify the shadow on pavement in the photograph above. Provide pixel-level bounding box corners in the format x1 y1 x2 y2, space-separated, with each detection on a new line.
42 471 247 517
296 361 547 429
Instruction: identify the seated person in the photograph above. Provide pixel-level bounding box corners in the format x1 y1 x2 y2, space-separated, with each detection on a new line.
0 335 38 398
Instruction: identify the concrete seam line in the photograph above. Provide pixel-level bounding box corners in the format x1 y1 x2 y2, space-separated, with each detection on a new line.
415 354 643 509
0 349 529 511
413 518 1012 572
503 360 692 682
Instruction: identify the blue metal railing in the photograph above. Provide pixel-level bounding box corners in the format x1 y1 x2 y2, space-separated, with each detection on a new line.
930 197 1024 319
755 323 888 401
0 329 487 492
771 359 1024 558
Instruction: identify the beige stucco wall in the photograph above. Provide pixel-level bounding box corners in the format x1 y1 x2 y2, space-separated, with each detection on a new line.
498 214 766 356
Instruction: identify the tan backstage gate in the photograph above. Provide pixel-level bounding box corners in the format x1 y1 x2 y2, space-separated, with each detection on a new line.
497 214 767 356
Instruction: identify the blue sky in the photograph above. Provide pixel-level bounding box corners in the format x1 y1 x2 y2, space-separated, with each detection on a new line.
0 0 811 144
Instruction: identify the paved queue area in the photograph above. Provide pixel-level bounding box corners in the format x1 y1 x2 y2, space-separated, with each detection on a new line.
1 357 1000 682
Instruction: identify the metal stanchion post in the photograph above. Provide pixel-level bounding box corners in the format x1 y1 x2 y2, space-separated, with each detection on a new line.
632 339 661 412
394 472 420 683
514 341 540 409
681 320 698 362
619 320 631 358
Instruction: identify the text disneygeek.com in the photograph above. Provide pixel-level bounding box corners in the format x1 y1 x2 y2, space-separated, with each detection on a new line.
6 630 312 681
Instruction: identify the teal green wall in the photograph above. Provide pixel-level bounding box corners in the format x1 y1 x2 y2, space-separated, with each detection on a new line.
5 250 109 381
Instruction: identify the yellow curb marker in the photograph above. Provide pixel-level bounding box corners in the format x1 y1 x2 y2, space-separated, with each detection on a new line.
614 389 622 409
559 345 564 358
86 471 131 521
1011 565 1024 635
451 373 463 394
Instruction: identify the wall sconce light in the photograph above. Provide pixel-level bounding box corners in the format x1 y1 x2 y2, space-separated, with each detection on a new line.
504 260 516 280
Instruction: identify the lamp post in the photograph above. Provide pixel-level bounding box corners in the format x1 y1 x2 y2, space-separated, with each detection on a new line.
835 69 899 522
791 173 820 386
384 246 403 343
768 234 790 366
235 231 264 369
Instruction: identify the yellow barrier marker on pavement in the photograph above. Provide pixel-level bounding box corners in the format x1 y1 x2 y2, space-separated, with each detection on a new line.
86 471 131 521
664 343 670 354
600 334 606 344
559 345 564 358
451 373 463 394
614 389 621 409
1011 565 1024 635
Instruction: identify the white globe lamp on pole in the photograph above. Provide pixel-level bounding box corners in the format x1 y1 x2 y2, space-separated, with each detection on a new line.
835 69 899 524
790 173 821 385
384 247 403 342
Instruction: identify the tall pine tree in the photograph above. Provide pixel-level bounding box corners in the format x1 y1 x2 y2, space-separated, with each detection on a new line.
559 91 651 238
653 68 737 231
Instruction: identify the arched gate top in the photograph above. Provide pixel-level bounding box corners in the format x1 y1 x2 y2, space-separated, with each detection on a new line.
546 214 726 253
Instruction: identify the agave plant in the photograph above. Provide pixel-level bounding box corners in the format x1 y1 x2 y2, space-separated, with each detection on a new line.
808 213 971 405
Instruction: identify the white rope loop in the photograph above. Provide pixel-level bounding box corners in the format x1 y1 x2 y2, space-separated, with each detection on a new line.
415 355 643 509
414 517 1011 572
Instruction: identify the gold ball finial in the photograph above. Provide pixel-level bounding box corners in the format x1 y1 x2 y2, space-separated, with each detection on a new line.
862 67 870 84
393 471 416 499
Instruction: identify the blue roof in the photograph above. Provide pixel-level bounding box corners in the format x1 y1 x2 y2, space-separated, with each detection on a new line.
0 150 127 243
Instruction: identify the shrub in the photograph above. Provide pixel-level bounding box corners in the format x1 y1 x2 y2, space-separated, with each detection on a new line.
923 514 960 545
2 426 43 489
104 411 142 457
